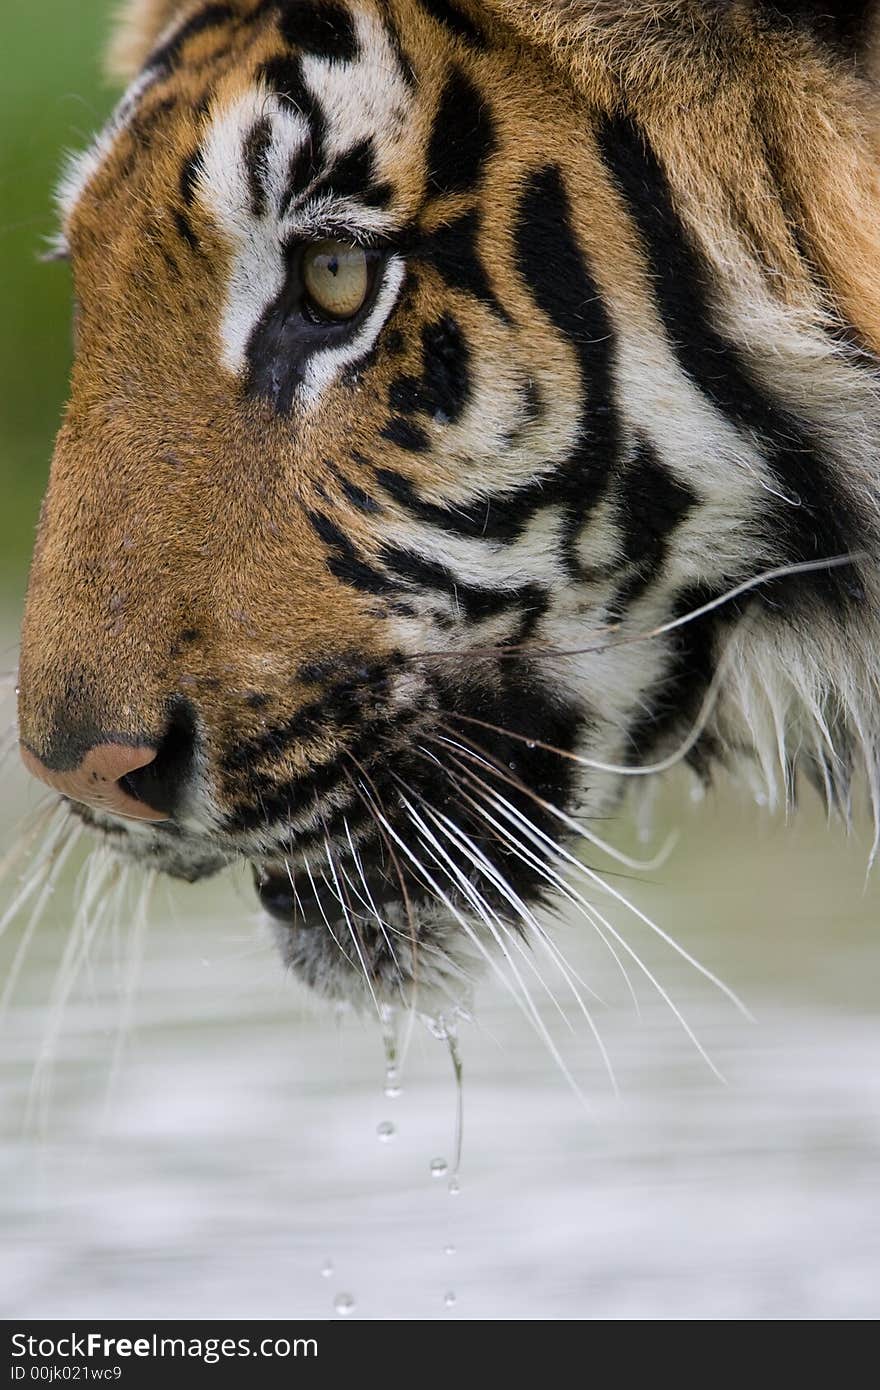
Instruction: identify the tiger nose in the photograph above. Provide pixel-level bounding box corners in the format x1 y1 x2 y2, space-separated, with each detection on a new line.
19 743 169 823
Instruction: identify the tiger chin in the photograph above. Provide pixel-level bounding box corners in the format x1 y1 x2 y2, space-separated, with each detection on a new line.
14 0 880 1011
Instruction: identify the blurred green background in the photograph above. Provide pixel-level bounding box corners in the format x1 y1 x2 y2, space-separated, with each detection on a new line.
1 1 115 607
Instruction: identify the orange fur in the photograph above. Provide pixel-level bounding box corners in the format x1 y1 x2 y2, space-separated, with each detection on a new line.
18 0 880 804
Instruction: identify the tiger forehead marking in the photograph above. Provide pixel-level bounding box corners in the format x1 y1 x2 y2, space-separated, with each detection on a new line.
16 0 880 1007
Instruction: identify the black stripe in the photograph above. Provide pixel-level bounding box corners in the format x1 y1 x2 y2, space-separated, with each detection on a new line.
624 585 726 772
597 112 860 603
243 117 273 216
308 510 397 596
307 507 547 635
374 0 417 87
413 0 486 47
226 714 404 832
612 436 697 612
173 209 200 251
330 465 384 514
315 138 373 197
513 164 623 579
415 210 507 319
276 0 359 62
381 545 547 628
261 55 327 216
261 53 325 137
307 138 391 207
374 467 560 544
426 68 495 198
388 313 471 423
148 3 236 72
179 151 202 207
380 418 431 452
280 135 324 216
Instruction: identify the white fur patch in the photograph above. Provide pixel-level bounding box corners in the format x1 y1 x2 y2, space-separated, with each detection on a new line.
196 5 416 396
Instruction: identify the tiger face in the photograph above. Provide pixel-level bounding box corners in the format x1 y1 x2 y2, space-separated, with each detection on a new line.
16 0 880 1007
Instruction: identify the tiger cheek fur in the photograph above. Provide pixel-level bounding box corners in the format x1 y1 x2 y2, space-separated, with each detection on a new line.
16 0 880 1007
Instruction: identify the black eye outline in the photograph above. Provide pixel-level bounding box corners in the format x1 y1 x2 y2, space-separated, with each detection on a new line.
245 236 394 412
297 238 385 327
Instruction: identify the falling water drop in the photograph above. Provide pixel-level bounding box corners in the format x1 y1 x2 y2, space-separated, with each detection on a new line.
384 1065 402 1100
444 1244 456 1256
334 1293 356 1317
448 1177 461 1196
430 1157 449 1179
320 1261 334 1280
376 1120 396 1142
444 1291 457 1308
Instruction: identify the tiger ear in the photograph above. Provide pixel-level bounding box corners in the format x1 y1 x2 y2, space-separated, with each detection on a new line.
106 0 191 81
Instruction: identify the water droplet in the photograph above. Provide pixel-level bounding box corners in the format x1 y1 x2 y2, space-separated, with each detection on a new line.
334 1293 355 1317
320 1261 334 1279
526 740 536 750
444 1244 456 1256
448 1177 461 1196
508 760 517 772
376 1120 396 1142
384 1065 402 1099
444 1291 457 1308
430 1157 449 1179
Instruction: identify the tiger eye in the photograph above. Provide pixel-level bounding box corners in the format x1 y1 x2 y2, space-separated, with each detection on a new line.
302 239 370 320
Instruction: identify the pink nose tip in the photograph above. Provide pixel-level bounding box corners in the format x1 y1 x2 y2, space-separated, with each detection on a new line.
19 743 169 822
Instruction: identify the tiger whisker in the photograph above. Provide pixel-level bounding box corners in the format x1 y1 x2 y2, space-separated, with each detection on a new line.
407 552 864 665
341 815 401 973
434 722 673 874
300 852 357 972
397 755 610 1017
463 772 730 1081
361 786 561 1044
434 729 751 1020
342 756 422 1001
322 834 383 1019
405 784 619 1094
402 788 578 1039
0 801 72 945
0 819 84 1019
396 797 590 1105
103 867 157 1118
27 848 125 1132
283 856 308 922
430 755 642 1018
430 637 736 783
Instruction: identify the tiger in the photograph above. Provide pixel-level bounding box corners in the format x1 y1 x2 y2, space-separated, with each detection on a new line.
13 0 880 1011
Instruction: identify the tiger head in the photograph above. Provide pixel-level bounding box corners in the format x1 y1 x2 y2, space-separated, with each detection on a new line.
16 0 880 1007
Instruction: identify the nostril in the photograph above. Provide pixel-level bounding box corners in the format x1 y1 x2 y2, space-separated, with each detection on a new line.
122 698 198 818
19 741 165 822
